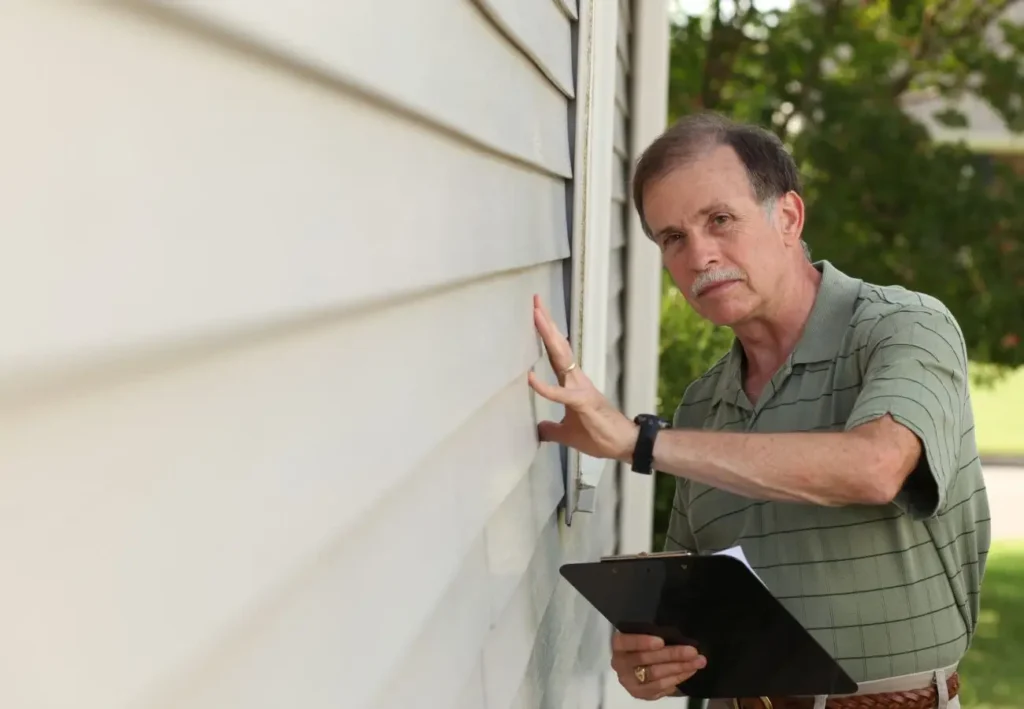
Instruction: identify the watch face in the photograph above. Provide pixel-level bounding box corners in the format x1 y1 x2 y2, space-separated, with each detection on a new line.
634 414 669 429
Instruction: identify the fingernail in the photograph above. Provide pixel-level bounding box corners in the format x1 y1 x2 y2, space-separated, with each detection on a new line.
697 655 707 667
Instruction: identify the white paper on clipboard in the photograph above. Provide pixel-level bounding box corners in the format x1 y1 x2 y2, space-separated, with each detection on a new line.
713 545 767 587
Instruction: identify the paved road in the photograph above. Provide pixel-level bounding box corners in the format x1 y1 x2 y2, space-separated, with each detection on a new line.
983 464 1024 541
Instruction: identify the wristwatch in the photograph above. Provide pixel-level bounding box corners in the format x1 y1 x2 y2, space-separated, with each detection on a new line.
630 414 670 474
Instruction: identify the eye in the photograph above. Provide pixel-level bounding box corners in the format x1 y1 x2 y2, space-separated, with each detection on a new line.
711 214 731 227
660 233 684 250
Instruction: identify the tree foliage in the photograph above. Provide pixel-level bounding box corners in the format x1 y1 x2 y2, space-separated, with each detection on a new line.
654 271 734 550
653 0 1024 548
669 0 1024 365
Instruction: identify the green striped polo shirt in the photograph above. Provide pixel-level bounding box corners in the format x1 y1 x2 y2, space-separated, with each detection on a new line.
664 260 991 683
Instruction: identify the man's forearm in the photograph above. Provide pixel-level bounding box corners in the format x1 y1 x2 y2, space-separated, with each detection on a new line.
642 424 914 507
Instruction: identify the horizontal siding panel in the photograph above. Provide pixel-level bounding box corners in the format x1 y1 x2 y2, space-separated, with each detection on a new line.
369 405 563 709
609 0 630 436
357 381 561 709
610 206 627 249
0 3 569 383
617 13 631 70
368 539 494 709
608 246 625 297
483 513 562 708
480 446 588 709
612 155 627 203
598 459 619 561
171 534 495 709
148 0 571 177
553 0 579 21
0 262 564 709
453 663 488 709
485 444 565 625
608 288 624 325
608 383 622 412
472 0 575 98
614 108 629 158
562 636 599 709
499 469 618 709
607 346 623 409
616 54 629 113
578 599 613 679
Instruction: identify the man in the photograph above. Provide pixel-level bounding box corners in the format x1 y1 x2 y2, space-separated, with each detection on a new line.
528 113 989 709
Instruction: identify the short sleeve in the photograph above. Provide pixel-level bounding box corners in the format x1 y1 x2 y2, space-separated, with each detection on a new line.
845 307 969 518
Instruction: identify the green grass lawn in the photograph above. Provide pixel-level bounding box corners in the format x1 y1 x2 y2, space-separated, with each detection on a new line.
959 541 1024 709
969 365 1024 456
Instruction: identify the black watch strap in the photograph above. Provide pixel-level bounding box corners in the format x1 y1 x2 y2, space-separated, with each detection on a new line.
631 414 669 474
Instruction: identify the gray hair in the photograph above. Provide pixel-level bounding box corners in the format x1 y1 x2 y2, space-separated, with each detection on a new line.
634 112 811 261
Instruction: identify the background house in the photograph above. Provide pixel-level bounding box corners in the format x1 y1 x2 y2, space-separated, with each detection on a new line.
901 2 1024 174
0 2 670 708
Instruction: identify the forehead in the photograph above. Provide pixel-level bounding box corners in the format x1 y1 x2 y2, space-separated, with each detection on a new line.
642 145 756 224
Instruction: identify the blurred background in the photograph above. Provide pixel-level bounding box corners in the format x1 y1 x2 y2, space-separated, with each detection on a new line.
654 1 1024 707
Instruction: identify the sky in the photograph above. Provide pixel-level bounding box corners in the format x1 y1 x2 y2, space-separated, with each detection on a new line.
672 0 794 16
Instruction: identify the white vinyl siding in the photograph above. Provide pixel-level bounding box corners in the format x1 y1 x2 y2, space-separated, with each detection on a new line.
0 2 631 709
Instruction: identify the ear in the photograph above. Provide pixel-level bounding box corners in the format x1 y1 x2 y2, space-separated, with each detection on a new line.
776 191 805 246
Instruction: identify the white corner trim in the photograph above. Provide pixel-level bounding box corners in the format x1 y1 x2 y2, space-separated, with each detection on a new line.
566 0 619 518
617 0 669 552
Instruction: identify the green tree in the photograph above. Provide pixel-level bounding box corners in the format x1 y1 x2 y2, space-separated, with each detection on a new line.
654 272 734 551
653 0 1024 547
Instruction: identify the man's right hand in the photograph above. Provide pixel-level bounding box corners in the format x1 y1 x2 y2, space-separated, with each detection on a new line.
610 632 707 701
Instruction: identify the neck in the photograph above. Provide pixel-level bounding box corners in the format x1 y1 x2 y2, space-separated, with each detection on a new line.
733 260 822 379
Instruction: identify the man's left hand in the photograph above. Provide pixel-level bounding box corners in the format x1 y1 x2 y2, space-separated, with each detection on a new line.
527 295 637 462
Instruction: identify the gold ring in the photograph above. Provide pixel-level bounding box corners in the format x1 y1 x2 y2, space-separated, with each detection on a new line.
633 665 648 685
559 362 577 376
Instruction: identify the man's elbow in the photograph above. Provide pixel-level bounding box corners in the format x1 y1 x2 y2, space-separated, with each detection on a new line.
847 416 922 506
862 470 903 506
861 442 918 506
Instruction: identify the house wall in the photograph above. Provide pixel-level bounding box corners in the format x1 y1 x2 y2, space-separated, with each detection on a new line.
0 2 665 708
900 2 1024 153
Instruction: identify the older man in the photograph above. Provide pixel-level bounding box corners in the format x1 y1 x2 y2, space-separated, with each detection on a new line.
529 113 989 709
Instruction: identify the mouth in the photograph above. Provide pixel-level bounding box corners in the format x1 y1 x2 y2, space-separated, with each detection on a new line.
696 280 741 298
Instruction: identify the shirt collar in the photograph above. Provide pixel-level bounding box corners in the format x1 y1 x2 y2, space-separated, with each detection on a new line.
790 260 863 364
710 260 862 406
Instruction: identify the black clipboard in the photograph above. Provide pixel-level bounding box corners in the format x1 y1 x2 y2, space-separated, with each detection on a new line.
559 550 858 699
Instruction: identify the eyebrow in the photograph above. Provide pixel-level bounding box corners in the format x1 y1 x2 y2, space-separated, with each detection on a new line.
653 201 734 240
696 201 733 217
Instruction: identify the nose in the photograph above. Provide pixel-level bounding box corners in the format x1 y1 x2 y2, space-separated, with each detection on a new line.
685 232 719 273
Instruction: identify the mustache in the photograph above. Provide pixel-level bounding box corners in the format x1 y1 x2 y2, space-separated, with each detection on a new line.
691 268 747 297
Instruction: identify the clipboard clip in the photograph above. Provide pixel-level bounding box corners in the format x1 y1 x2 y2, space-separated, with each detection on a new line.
600 549 694 562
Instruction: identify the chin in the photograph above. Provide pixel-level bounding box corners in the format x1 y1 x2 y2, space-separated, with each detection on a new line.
696 303 755 328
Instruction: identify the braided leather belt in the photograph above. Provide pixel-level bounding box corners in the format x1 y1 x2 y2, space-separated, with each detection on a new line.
731 671 959 709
